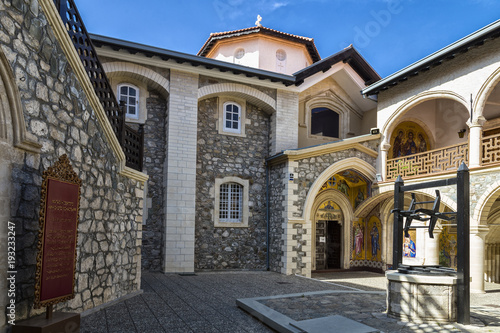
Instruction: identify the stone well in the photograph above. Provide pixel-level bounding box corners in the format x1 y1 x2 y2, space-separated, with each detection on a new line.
386 270 457 322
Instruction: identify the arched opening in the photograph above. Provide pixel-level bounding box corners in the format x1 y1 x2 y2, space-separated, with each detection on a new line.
482 195 500 284
313 199 343 270
479 72 500 134
311 169 373 271
480 80 500 167
385 98 469 180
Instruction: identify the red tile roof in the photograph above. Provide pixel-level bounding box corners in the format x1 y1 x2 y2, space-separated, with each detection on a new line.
197 26 321 63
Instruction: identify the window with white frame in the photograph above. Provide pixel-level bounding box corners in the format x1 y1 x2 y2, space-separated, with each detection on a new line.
219 183 243 223
118 84 139 119
214 177 249 227
223 102 241 133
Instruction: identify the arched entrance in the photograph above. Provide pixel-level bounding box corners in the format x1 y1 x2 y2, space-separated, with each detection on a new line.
314 199 344 270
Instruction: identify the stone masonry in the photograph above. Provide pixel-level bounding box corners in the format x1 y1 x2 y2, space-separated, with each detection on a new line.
1 0 144 326
195 97 268 270
268 162 286 273
141 96 168 271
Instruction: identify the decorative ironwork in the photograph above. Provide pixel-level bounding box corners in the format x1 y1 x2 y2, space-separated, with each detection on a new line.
386 143 468 180
391 163 470 324
398 191 455 239
53 0 143 170
481 132 500 166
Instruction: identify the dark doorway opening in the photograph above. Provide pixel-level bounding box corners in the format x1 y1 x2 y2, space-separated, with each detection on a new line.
316 220 342 270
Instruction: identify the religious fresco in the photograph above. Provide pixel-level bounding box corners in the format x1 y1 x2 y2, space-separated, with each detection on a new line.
352 219 365 260
403 229 417 258
319 170 370 210
389 121 431 159
439 226 458 269
367 216 381 262
351 216 382 262
318 170 379 264
316 200 342 221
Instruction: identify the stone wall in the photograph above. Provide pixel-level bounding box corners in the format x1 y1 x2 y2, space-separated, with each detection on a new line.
195 97 268 270
268 162 286 273
141 96 168 271
1 0 143 326
293 142 379 218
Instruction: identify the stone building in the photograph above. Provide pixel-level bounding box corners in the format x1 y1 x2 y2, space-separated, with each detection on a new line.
90 26 380 276
92 17 500 295
1 0 500 330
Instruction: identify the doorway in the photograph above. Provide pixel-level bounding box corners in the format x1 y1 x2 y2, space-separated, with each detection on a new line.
315 220 342 270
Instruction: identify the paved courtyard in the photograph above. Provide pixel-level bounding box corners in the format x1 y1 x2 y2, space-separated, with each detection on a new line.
80 271 500 333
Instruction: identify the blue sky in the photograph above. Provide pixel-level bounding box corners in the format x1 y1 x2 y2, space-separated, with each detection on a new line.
77 0 500 78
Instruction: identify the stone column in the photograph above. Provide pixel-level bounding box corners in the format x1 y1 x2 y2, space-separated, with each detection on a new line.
470 226 489 293
163 69 199 273
496 244 500 284
281 161 303 276
424 228 441 266
467 116 486 168
271 90 298 155
380 142 391 181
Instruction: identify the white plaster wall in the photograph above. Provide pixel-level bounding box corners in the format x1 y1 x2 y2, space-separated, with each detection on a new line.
208 35 312 74
377 37 500 137
360 107 378 135
257 37 311 74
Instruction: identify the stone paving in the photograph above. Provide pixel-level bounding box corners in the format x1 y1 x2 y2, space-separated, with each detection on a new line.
80 271 500 332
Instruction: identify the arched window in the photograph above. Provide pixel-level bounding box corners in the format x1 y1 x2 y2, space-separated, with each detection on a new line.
311 107 340 138
219 182 243 223
223 102 241 134
118 84 139 119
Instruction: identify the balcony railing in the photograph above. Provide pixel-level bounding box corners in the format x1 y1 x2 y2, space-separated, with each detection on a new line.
386 132 500 180
387 143 469 180
482 133 500 166
53 0 143 171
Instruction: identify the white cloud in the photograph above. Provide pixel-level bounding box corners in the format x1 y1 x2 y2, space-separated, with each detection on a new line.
271 2 288 10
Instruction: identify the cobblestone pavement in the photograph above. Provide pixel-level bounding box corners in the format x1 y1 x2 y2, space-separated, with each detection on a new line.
81 271 500 332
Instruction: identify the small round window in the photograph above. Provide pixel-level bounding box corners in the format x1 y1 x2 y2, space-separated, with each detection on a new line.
235 48 245 59
276 49 287 61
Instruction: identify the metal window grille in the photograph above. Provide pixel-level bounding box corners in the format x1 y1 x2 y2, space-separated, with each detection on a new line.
219 183 243 222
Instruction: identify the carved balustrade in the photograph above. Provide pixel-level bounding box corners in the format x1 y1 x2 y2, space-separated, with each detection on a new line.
481 133 500 166
387 143 469 180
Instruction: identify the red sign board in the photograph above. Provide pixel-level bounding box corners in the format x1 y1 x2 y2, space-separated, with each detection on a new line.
40 179 79 302
35 155 81 308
